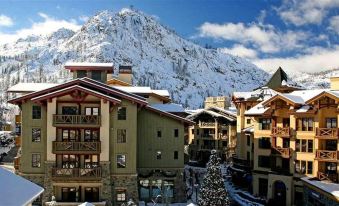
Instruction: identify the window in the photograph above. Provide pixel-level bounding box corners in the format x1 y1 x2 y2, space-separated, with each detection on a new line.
174 151 178 159
191 129 194 135
62 129 78 141
307 161 313 174
85 107 99 115
326 118 337 128
174 129 179 137
246 105 251 110
62 106 77 115
296 139 300 152
246 135 250 146
295 160 312 174
32 106 41 119
117 129 126 143
258 155 270 168
32 154 41 168
117 154 126 168
117 107 126 120
247 119 251 124
156 151 162 160
296 139 313 153
196 129 200 135
307 140 313 153
157 129 162 138
116 190 126 202
84 129 99 141
259 118 271 130
258 137 271 149
164 180 174 198
62 155 79 168
91 71 102 81
62 187 77 202
77 70 87 78
297 118 313 131
84 155 98 168
32 128 41 142
85 187 99 202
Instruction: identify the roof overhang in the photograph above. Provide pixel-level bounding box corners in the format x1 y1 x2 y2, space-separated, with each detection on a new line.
263 94 299 107
305 91 339 105
31 85 121 104
145 105 194 125
65 62 114 73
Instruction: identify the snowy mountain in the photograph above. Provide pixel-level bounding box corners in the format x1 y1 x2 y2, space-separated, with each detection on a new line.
0 8 269 108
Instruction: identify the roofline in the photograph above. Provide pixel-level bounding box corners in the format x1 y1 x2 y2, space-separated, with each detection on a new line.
31 85 121 104
107 77 132 86
305 91 339 104
262 94 299 107
187 109 236 122
301 177 339 202
65 66 114 73
145 105 194 125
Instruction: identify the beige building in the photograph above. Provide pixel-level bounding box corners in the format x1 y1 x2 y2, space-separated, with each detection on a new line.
8 63 192 206
232 68 339 206
187 104 237 164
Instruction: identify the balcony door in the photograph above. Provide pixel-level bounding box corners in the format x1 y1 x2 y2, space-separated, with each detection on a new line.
84 187 99 202
85 107 99 116
84 129 99 142
325 140 337 151
61 187 77 202
62 106 78 115
326 118 337 128
62 154 79 169
62 129 80 142
283 118 290 127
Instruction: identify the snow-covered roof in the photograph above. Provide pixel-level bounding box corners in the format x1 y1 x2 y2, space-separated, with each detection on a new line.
0 167 44 206
153 89 170 97
7 83 60 93
281 89 326 104
187 108 236 122
242 126 254 133
207 106 237 117
301 177 339 199
65 62 114 67
244 102 269 116
296 105 311 113
233 87 277 102
151 103 185 113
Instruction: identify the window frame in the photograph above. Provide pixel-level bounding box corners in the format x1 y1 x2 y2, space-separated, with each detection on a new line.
32 105 41 119
116 190 126 202
117 107 127 120
32 153 41 168
117 129 127 143
117 154 126 168
32 128 41 142
174 129 179 138
174 151 178 160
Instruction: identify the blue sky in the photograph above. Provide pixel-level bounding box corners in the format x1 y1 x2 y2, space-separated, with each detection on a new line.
0 0 338 73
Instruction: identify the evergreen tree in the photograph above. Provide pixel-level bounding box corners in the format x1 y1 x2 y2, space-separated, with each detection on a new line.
198 150 230 206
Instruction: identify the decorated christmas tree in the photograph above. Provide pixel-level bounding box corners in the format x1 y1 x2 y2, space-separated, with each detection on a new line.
198 150 230 206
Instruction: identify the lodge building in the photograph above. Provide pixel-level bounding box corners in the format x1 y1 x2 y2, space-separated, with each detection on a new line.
232 68 339 205
8 63 192 206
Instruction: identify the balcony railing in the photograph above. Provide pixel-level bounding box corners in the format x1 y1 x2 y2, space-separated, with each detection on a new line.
271 146 291 158
52 141 101 154
271 127 290 137
317 171 338 183
53 115 101 127
200 145 215 150
316 128 338 139
52 167 102 180
315 150 338 162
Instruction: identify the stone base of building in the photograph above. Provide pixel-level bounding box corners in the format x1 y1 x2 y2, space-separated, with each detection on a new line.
111 174 139 206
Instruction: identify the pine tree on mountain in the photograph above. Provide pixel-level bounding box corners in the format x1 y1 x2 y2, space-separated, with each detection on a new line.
198 150 230 206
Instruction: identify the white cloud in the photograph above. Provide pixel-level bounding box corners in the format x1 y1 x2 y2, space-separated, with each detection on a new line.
0 12 81 44
277 0 339 26
0 14 13 27
219 44 257 59
79 15 89 22
329 15 339 34
253 46 339 73
198 22 308 53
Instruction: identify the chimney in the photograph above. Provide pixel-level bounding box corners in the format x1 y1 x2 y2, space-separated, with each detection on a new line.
330 77 339 90
118 65 132 85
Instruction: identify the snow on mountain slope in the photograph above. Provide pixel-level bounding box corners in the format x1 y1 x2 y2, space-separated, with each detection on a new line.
0 8 269 108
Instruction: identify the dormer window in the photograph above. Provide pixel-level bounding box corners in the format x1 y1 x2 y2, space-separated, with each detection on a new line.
92 71 102 81
77 70 87 78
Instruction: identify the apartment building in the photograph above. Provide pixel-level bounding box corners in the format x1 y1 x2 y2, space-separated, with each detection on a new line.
232 68 339 205
7 63 192 206
187 104 237 164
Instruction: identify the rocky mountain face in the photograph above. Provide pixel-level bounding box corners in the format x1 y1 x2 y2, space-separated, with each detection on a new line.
0 9 270 108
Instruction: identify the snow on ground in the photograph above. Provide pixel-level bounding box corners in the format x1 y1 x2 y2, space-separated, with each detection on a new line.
0 131 15 155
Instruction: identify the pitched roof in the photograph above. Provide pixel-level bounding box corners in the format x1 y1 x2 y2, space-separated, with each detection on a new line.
145 105 194 125
151 103 185 113
187 108 236 122
7 83 60 93
0 168 44 206
265 67 303 91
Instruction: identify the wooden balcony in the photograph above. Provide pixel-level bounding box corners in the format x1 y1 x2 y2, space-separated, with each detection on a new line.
316 128 338 139
271 146 291 158
317 171 338 183
14 156 20 170
52 167 102 180
15 115 21 123
52 141 101 154
315 150 339 162
271 127 290 137
199 121 216 128
53 115 101 127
